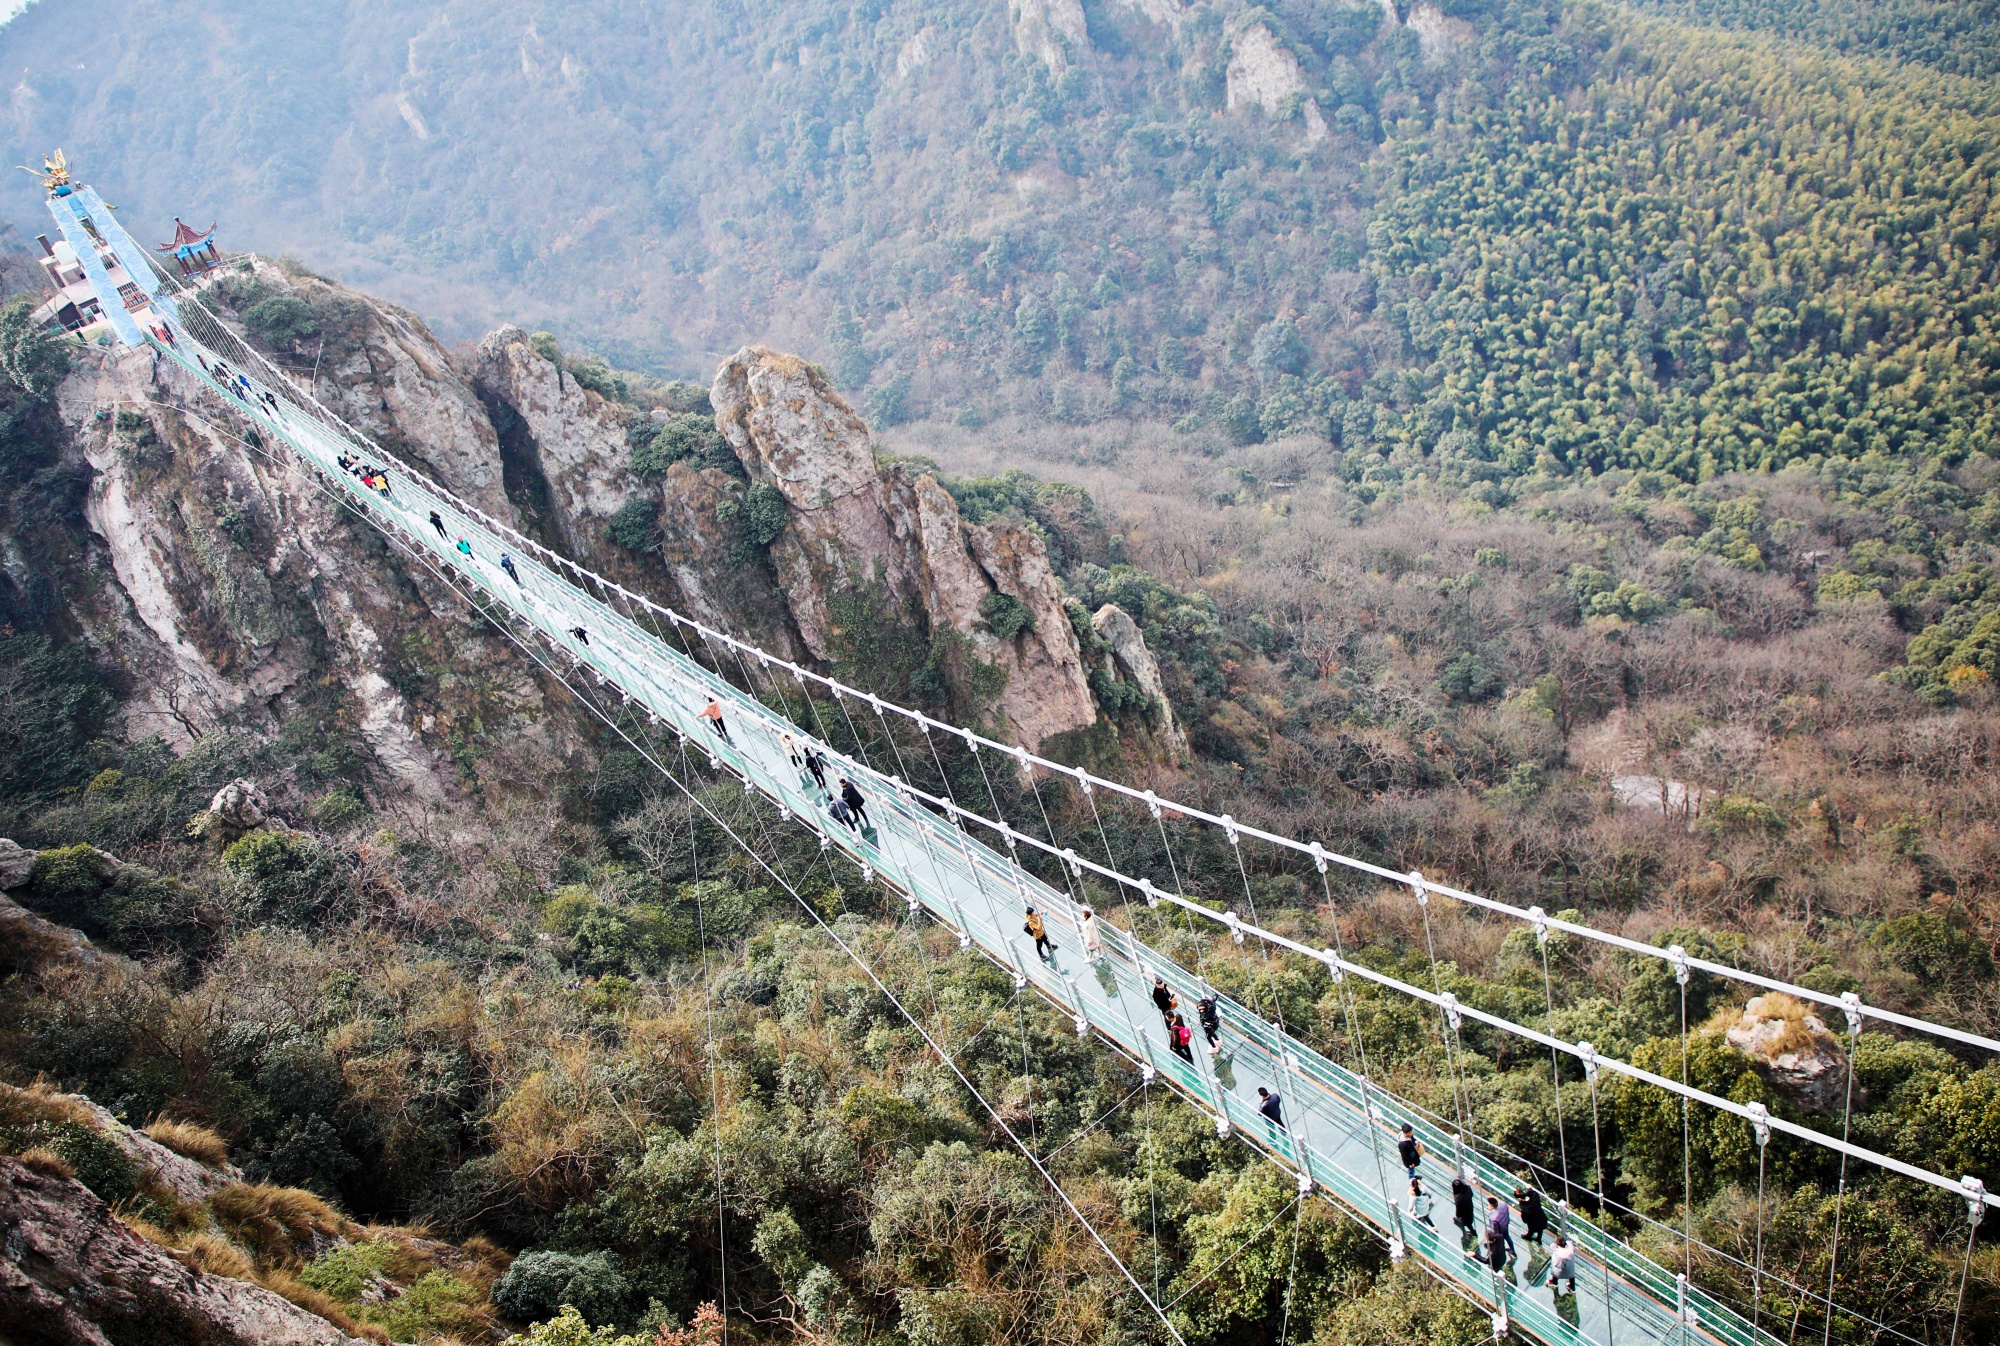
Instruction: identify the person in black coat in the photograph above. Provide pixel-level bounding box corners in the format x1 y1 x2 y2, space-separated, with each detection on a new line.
1515 1186 1548 1245
1452 1175 1477 1237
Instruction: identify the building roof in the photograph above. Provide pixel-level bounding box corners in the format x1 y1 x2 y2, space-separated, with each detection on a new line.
155 217 216 254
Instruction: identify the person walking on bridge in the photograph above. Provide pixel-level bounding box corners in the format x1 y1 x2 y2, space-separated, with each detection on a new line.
1397 1122 1424 1180
429 509 447 540
1408 1177 1436 1231
455 538 474 563
1256 1087 1284 1130
803 745 829 796
1452 1174 1477 1240
569 626 590 646
700 697 732 745
500 553 522 586
1547 1234 1577 1295
1197 994 1221 1056
1078 905 1105 963
1023 905 1056 962
839 777 870 831
1515 1185 1548 1246
1169 1013 1194 1063
1151 977 1177 1025
1484 1194 1515 1268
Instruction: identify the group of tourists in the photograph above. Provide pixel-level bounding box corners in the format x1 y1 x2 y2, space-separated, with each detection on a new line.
335 453 392 498
193 348 285 421
1393 1123 1576 1294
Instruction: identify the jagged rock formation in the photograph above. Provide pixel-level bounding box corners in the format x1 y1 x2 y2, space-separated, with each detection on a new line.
205 779 270 830
13 262 1145 799
0 1155 365 1346
1723 993 1850 1112
469 327 804 660
713 347 1098 751
1092 604 1188 761
1111 0 1186 29
1226 20 1328 144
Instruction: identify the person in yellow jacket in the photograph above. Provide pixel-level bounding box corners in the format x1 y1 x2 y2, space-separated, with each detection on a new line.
1023 905 1056 962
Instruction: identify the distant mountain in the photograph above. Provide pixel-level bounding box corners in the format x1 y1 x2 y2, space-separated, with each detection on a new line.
2 0 1996 486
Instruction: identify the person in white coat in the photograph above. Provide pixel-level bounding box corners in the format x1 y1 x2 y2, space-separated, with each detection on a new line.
1078 904 1106 962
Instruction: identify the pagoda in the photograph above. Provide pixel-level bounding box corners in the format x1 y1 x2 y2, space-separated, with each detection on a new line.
157 216 220 275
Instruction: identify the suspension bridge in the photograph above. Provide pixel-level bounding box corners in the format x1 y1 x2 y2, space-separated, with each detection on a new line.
40 165 1995 1346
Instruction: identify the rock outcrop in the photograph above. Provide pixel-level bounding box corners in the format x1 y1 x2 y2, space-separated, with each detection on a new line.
1723 993 1851 1112
1011 0 1088 73
713 347 1098 750
1404 1 1474 64
205 779 270 831
0 837 34 889
1226 21 1328 145
0 1156 366 1346
1092 603 1188 760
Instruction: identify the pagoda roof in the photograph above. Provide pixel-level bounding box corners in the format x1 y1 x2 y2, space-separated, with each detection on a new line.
155 217 216 253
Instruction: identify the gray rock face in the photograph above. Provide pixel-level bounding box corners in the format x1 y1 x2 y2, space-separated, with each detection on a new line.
1092 603 1189 760
1724 993 1851 1111
207 779 270 830
0 1156 366 1346
0 838 34 890
712 346 1097 751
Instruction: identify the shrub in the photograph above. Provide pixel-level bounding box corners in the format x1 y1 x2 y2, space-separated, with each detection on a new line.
242 294 320 348
492 1249 631 1327
506 1305 649 1346
3 1119 136 1204
371 1270 490 1339
716 482 789 561
0 635 115 799
300 1240 398 1300
979 592 1034 640
605 498 661 553
145 1118 230 1168
220 831 342 924
1436 652 1502 703
1872 909 1993 986
632 412 729 477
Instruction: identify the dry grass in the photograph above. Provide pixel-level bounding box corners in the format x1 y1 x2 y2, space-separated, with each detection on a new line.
211 1182 356 1271
145 1117 231 1168
0 1079 99 1132
16 1145 73 1180
257 1268 392 1343
174 1232 257 1280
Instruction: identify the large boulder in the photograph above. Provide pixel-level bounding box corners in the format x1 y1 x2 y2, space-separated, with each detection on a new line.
207 779 270 830
0 837 35 889
1724 993 1851 1111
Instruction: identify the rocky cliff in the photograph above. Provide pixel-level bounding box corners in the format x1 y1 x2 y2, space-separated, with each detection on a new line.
4 262 1173 810
713 347 1098 751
